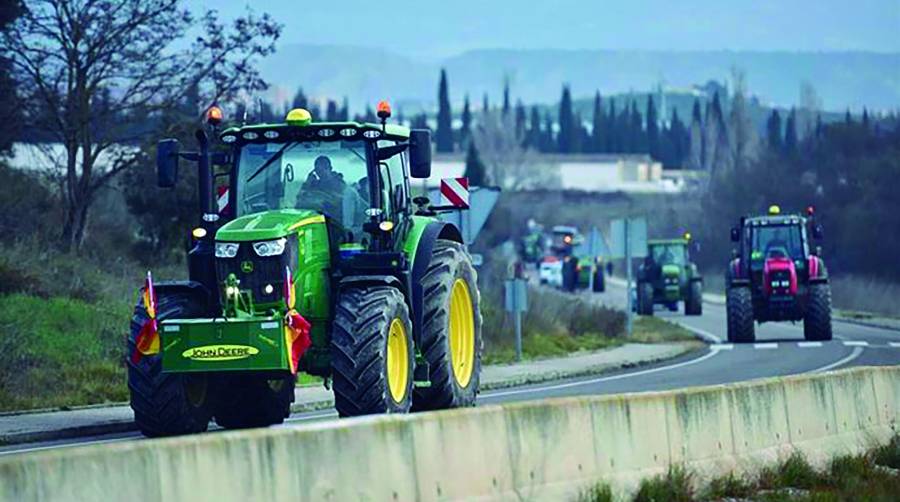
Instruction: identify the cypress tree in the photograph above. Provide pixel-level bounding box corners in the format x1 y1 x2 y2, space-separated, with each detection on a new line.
542 113 554 153
766 110 783 152
460 94 472 147
340 97 349 121
527 106 542 150
291 87 308 109
483 93 490 114
464 142 487 186
502 78 511 116
558 85 574 153
591 91 604 153
514 100 527 140
436 68 453 152
325 100 339 121
784 107 798 154
607 98 617 152
646 95 659 159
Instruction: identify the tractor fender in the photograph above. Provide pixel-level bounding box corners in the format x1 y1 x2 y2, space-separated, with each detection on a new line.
338 275 404 291
150 280 215 315
410 222 463 345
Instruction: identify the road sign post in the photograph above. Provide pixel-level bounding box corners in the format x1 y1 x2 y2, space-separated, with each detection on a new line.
611 217 647 337
505 278 528 361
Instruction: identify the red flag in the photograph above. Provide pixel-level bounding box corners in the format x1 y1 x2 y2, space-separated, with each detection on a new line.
284 310 311 374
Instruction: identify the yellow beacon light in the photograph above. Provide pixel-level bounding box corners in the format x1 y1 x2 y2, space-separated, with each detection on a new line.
768 205 781 215
683 232 692 241
286 108 312 126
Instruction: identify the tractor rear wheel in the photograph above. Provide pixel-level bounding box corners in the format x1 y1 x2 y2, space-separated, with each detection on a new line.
804 283 833 341
127 291 213 437
637 281 654 316
213 375 294 429
592 269 605 292
685 280 703 316
413 240 483 411
331 286 414 417
726 286 755 343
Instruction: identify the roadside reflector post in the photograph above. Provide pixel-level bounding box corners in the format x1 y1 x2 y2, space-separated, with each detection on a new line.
505 275 528 362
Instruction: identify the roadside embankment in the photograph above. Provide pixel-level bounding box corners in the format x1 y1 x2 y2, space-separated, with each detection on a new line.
2 366 895 501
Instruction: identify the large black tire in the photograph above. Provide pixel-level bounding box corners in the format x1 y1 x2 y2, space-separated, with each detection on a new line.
685 280 703 316
331 286 414 417
127 291 213 437
804 283 833 341
413 240 483 411
637 281 654 316
726 286 755 343
213 375 294 429
592 269 606 292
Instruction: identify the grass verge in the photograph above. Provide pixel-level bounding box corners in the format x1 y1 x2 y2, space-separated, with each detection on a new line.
577 436 900 501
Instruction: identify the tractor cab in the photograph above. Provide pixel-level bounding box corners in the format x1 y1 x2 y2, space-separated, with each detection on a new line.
635 236 703 316
550 225 581 257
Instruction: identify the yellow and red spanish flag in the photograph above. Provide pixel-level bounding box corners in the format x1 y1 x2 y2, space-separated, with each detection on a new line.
283 266 311 374
131 271 159 364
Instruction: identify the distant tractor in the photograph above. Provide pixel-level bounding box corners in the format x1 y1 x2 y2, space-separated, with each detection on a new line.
635 236 703 316
725 205 831 343
128 104 482 437
548 226 605 293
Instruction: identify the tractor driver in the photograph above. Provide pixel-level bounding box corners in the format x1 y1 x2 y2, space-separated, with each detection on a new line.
296 155 347 222
764 228 790 259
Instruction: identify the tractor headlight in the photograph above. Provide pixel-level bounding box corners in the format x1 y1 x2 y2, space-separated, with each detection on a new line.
252 238 287 257
781 280 790 288
215 242 239 258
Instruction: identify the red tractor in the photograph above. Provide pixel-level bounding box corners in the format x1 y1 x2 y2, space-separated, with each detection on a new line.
726 205 832 343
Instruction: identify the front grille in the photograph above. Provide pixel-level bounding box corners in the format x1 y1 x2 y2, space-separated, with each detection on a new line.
215 235 298 305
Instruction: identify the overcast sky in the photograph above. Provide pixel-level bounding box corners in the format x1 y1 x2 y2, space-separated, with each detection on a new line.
190 0 900 58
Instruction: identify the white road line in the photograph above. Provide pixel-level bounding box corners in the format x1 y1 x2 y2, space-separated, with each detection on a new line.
712 344 734 351
811 346 865 373
483 348 723 399
754 343 778 349
843 341 869 347
0 435 137 457
798 341 823 348
890 342 900 348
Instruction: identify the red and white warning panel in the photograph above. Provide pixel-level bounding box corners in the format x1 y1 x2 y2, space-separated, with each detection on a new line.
440 177 470 209
217 186 230 215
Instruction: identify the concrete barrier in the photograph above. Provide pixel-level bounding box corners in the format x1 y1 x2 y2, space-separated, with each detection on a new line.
1 366 897 501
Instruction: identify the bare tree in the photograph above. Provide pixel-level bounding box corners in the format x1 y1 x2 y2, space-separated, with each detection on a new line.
2 0 280 248
471 110 560 190
798 81 822 139
728 67 758 172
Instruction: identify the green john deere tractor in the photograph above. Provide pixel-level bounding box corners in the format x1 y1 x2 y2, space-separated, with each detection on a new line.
127 104 482 437
549 226 605 293
635 236 702 316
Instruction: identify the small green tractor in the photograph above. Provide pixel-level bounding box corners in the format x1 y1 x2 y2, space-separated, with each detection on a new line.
635 236 702 316
128 104 482 436
725 205 831 343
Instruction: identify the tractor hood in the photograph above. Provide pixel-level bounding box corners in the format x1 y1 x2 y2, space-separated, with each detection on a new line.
662 264 681 277
216 209 324 242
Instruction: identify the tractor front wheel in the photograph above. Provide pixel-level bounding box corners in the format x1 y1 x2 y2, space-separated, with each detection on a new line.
637 281 654 316
726 286 755 343
413 240 483 411
685 280 703 316
804 283 833 341
127 291 213 437
331 286 414 417
213 375 294 429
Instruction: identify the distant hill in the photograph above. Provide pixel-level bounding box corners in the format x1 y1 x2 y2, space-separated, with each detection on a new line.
260 45 900 114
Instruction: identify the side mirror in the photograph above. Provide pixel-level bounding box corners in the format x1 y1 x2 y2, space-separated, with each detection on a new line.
812 224 824 240
730 227 740 242
156 139 180 188
408 129 432 179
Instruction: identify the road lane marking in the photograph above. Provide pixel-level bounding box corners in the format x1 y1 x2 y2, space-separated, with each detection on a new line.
890 342 900 348
754 343 778 349
842 341 869 347
711 344 733 351
811 346 864 373
672 322 722 344
482 348 723 399
798 342 823 348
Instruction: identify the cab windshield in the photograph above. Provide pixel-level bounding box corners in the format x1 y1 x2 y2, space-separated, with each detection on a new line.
236 140 370 233
751 224 804 261
650 244 685 265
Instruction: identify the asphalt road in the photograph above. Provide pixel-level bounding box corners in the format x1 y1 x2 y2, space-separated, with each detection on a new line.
2 281 898 457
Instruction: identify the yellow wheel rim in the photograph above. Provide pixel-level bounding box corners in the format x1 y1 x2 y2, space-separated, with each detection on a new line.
449 278 475 388
386 318 409 403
